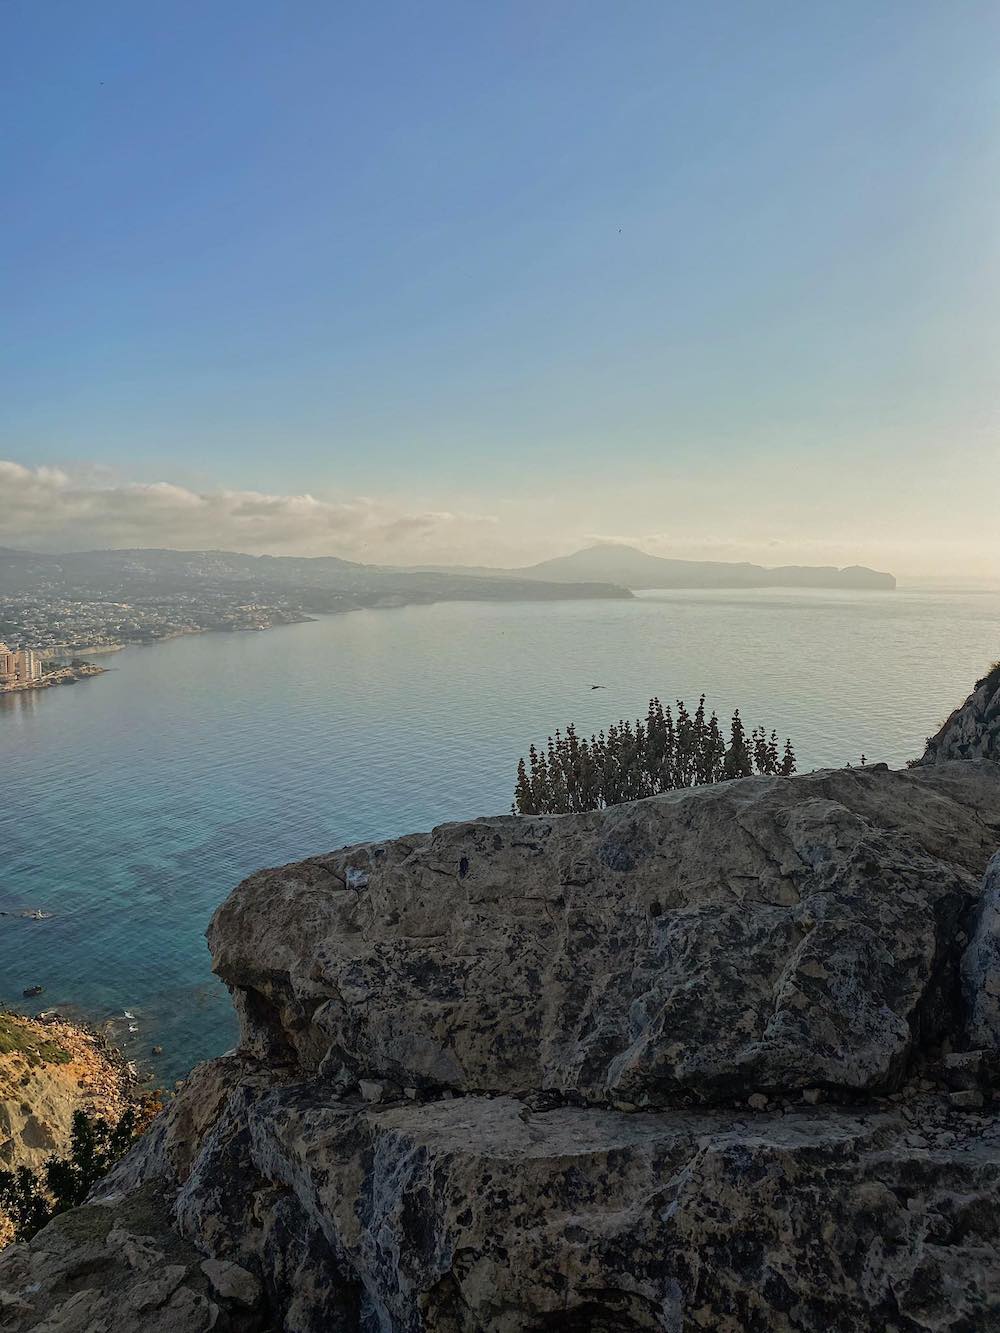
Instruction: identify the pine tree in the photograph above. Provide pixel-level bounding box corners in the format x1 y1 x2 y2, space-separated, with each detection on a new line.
781 738 796 777
724 709 752 779
513 695 799 814
0 1108 139 1243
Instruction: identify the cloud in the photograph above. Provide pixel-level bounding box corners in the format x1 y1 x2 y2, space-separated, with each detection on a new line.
3 460 996 577
0 460 497 561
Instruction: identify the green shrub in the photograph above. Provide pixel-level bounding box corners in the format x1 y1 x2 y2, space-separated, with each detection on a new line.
513 695 796 816
0 1108 138 1242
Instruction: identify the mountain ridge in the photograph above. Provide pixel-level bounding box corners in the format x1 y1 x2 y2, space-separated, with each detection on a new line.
410 541 897 590
0 544 631 603
0 541 897 592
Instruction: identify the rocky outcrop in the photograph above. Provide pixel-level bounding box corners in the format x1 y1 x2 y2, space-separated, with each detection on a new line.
919 663 1000 764
208 762 1000 1109
4 759 1000 1331
0 1183 264 1331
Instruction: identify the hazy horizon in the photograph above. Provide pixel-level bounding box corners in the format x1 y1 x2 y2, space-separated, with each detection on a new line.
2 456 998 581
4 3 1000 579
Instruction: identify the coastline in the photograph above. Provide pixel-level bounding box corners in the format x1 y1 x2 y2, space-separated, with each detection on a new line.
29 614 318 662
0 663 108 696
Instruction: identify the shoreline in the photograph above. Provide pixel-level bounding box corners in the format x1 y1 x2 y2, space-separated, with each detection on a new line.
31 614 318 662
4 1004 158 1090
15 578 981 677
0 663 108 696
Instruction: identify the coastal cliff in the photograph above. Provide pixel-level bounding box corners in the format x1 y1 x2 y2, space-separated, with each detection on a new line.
918 661 1000 765
0 1016 131 1244
3 692 1000 1330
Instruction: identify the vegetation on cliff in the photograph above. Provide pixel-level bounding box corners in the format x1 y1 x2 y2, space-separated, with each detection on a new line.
513 694 796 815
0 1015 71 1066
0 1107 140 1241
0 1014 158 1247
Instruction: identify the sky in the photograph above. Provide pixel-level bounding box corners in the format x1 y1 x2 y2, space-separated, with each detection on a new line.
2 1 999 577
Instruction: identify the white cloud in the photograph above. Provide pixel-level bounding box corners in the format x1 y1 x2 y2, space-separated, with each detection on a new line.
2 458 997 578
0 460 497 562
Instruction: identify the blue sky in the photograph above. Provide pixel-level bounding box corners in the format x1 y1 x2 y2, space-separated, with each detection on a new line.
2 1 999 573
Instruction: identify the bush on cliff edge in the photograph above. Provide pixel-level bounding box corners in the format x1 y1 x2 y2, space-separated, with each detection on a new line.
514 694 796 815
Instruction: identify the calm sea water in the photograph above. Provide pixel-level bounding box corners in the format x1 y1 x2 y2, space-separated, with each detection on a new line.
2 585 998 1083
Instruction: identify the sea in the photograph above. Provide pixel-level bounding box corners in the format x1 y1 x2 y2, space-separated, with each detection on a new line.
2 584 998 1085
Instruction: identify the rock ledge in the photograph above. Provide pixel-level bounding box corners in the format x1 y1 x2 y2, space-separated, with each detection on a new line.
4 759 1000 1331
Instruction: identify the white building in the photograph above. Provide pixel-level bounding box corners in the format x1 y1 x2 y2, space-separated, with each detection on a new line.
0 643 43 686
16 649 42 683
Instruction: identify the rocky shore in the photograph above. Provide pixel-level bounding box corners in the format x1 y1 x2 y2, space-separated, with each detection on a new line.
2 673 999 1330
0 663 107 695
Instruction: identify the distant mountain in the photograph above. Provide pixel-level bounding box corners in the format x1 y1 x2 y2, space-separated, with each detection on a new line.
0 546 632 608
416 543 896 591
0 543 895 608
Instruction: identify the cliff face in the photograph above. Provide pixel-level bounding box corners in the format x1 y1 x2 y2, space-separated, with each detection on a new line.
3 760 1000 1331
919 663 1000 764
0 1016 130 1245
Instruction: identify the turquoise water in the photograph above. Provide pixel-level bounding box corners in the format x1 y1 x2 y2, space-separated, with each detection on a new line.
2 585 998 1083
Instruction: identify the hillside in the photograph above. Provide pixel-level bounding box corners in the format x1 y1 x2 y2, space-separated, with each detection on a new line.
411 542 896 590
0 546 632 654
0 546 631 604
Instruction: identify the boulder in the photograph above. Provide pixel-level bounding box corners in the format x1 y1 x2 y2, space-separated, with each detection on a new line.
0 1183 263 1331
209 762 1000 1106
4 757 1000 1331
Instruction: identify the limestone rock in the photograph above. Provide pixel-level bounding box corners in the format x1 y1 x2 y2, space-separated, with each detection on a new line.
210 762 1000 1106
919 663 1000 765
963 852 1000 1050
200 1256 263 1308
0 1184 260 1332
65 1085 1000 1332
6 752 1000 1331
